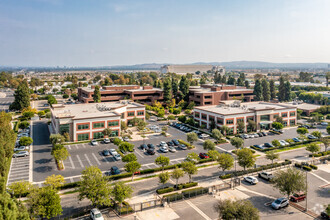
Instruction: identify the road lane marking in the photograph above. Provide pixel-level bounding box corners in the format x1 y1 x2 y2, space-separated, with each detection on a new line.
185 200 212 220
84 154 93 167
309 172 329 184
69 156 75 169
76 155 84 168
92 153 101 165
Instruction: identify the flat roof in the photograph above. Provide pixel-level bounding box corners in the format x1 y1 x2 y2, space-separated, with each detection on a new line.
80 86 162 92
286 102 321 111
52 101 144 120
189 85 253 93
194 102 296 115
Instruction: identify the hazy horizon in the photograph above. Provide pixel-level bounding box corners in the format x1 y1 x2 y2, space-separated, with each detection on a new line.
1 0 330 66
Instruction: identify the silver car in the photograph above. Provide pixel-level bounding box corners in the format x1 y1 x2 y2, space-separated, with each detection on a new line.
244 176 258 185
168 146 176 152
13 151 29 158
14 146 29 151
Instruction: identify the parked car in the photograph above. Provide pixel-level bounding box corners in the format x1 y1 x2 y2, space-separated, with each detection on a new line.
279 140 290 146
258 171 274 181
257 132 263 137
167 141 174 146
109 149 117 156
14 146 29 151
17 133 29 138
172 139 180 146
184 156 198 163
273 129 283 134
244 176 258 185
199 134 210 139
103 138 110 144
290 192 306 202
253 144 265 150
113 153 121 161
168 146 176 152
90 208 104 220
261 132 268 136
321 122 328 126
123 137 130 142
271 198 289 210
264 143 274 148
140 144 148 150
159 146 169 153
307 135 317 140
292 137 302 142
160 141 168 147
146 147 155 155
243 134 249 139
179 144 187 150
110 166 121 175
199 153 209 159
147 144 155 149
321 211 330 219
13 151 29 158
91 140 98 146
102 149 110 156
252 133 259 138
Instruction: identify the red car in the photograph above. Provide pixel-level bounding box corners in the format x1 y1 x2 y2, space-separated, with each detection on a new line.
199 153 209 159
290 192 306 202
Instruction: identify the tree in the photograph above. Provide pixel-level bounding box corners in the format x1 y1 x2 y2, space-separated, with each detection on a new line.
327 126 330 135
297 127 308 135
53 147 70 162
284 81 291 101
44 174 65 190
212 129 223 142
37 111 45 118
271 139 281 147
125 161 141 181
8 180 32 198
311 131 322 138
187 132 198 145
215 199 259 220
272 122 283 130
102 128 113 137
181 161 198 183
203 139 216 151
22 111 34 119
19 121 30 129
172 79 178 97
0 192 30 220
49 134 65 146
179 76 190 101
237 121 245 133
278 76 285 102
261 79 270 101
247 120 256 132
306 143 320 161
47 95 57 106
237 148 256 170
275 115 284 124
217 153 234 173
112 182 133 207
155 156 170 172
272 168 306 199
320 137 330 152
186 152 199 163
9 80 30 111
230 137 244 149
28 186 62 219
163 78 172 101
208 150 221 160
244 80 250 89
253 79 263 101
122 153 137 163
269 80 276 100
78 166 113 207
93 85 101 103
158 172 170 188
171 167 184 187
265 151 279 165
137 120 147 131
19 137 33 146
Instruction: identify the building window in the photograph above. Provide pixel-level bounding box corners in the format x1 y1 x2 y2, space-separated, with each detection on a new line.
60 124 69 135
282 112 288 117
137 111 144 116
283 121 288 127
204 102 211 105
290 119 295 126
110 130 119 137
260 115 270 121
78 133 89 141
209 116 215 122
121 113 125 119
196 95 200 98
77 124 89 130
226 119 234 125
128 112 135 117
93 122 104 129
108 121 119 127
290 112 295 117
201 114 207 120
217 118 223 125
246 116 254 122
205 96 212 99
195 112 200 118
237 118 244 123
93 132 104 139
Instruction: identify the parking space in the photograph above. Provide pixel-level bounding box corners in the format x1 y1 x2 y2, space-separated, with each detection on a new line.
7 156 30 185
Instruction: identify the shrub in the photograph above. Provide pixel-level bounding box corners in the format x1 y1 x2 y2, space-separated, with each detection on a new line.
182 182 198 189
113 138 122 146
220 174 232 179
63 94 69 98
309 164 318 170
19 121 30 129
215 139 227 144
178 139 191 147
106 172 132 181
156 187 174 194
59 181 80 190
303 166 312 171
182 187 208 198
163 193 183 202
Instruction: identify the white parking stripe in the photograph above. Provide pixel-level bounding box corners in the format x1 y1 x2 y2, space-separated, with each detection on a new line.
103 155 110 163
135 149 145 158
82 144 86 148
67 145 71 150
75 145 79 149
76 155 84 168
84 154 93 167
92 153 101 165
69 156 75 169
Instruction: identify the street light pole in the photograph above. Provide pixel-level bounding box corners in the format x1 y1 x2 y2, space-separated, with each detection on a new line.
305 169 308 212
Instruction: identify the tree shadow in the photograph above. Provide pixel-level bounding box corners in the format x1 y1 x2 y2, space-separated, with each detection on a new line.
33 166 53 173
34 158 52 164
316 187 330 198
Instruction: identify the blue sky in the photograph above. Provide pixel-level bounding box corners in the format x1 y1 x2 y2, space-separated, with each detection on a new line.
0 0 329 66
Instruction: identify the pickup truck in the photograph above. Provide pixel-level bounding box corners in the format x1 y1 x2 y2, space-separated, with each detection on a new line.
258 171 274 181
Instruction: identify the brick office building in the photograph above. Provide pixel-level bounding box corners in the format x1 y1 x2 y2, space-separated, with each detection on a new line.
78 85 164 104
193 101 297 134
189 84 254 106
51 101 145 142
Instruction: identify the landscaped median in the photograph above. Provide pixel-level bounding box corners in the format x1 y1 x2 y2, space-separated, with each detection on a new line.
162 187 209 203
178 139 195 149
156 182 198 194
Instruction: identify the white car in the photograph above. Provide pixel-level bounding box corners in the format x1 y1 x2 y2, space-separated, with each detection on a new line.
91 140 98 146
113 152 122 161
90 208 104 220
199 134 210 139
17 133 29 138
103 138 110 144
13 151 29 158
14 146 29 151
123 137 130 142
279 140 290 146
109 149 117 156
244 176 258 185
321 122 328 126
168 146 176 152
160 146 168 153
160 141 168 147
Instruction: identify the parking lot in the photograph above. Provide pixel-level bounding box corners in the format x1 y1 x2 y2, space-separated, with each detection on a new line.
0 88 14 112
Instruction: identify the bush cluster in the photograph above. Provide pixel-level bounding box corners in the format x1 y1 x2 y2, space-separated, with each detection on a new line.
182 187 208 198
309 150 330 157
251 139 321 152
295 163 317 171
157 182 198 194
156 187 174 194
163 193 183 202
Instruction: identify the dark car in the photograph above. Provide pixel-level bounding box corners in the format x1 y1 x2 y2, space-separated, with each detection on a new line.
321 211 330 219
140 144 148 150
254 144 265 150
110 166 121 175
264 143 274 148
167 141 174 146
261 132 267 136
172 139 180 146
290 192 306 202
147 144 155 149
257 132 263 137
199 153 209 159
102 149 110 156
147 147 155 155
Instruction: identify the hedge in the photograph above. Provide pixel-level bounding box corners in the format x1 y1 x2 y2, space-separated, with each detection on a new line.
182 187 208 198
13 121 20 133
303 166 312 171
309 164 318 170
178 139 193 148
251 139 320 152
309 151 330 157
106 172 132 181
220 174 232 179
215 139 227 144
232 149 256 155
157 182 198 194
156 187 174 194
163 193 183 202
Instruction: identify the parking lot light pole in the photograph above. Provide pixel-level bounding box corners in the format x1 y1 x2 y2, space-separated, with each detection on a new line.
305 169 308 212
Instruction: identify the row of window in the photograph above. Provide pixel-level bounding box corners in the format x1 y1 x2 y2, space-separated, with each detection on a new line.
77 121 120 130
77 130 119 141
127 111 145 117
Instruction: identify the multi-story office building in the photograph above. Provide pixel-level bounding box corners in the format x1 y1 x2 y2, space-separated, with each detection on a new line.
189 84 254 106
78 85 164 104
193 101 297 134
51 101 145 142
